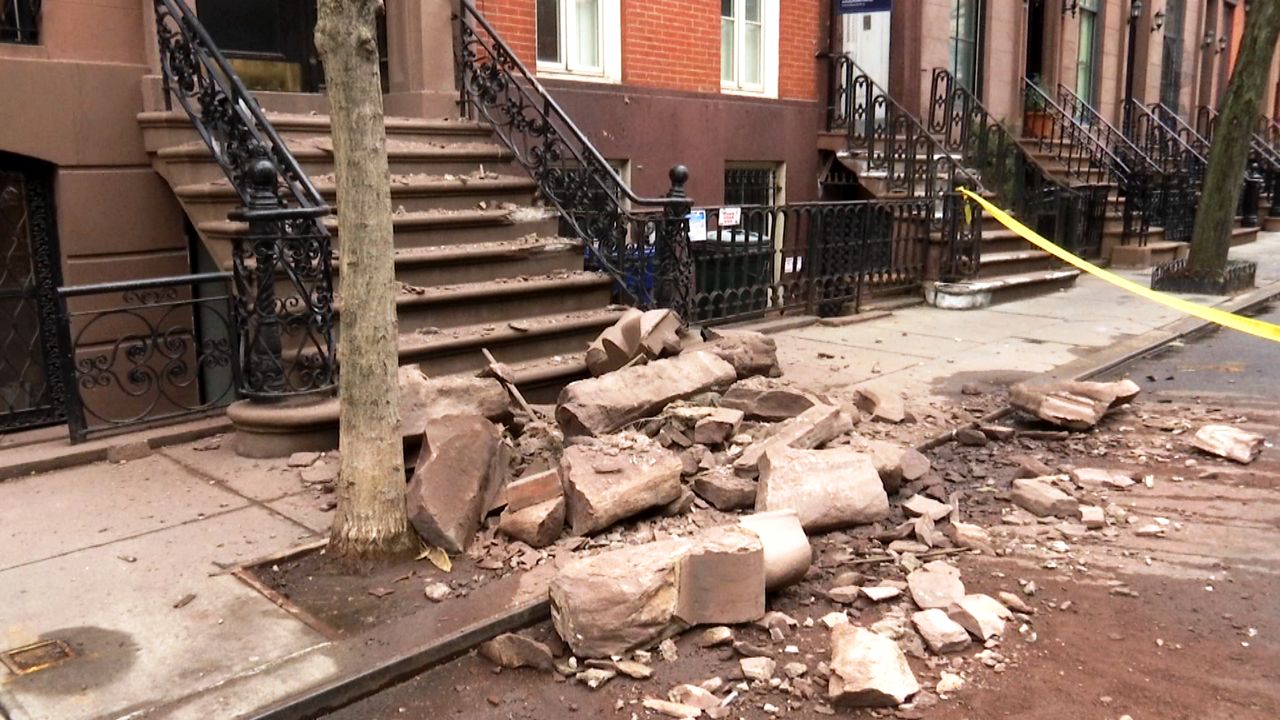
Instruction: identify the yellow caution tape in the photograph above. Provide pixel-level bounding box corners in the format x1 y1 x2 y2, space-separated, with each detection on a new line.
958 187 1280 343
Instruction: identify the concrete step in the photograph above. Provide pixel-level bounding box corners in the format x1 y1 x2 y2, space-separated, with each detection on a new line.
1231 226 1260 247
138 110 495 152
976 249 1056 278
381 270 615 334
979 229 1029 255
388 237 585 287
926 268 1081 309
1109 240 1188 269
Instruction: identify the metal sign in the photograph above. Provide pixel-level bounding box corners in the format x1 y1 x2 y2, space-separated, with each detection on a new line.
720 207 742 227
687 209 708 242
839 0 892 13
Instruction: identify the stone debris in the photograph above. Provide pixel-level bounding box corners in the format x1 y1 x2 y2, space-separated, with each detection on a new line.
287 451 321 468
585 308 685 376
821 611 851 628
740 656 777 680
860 586 902 602
643 698 703 718
997 591 1034 615
907 566 965 610
478 633 555 671
739 510 813 590
687 329 782 380
1079 505 1106 529
675 526 766 626
557 351 737 436
497 468 563 514
757 445 889 531
692 467 757 511
720 377 821 421
911 609 971 654
423 582 451 602
1010 477 1080 518
698 626 734 648
844 438 930 494
828 625 920 707
612 659 655 679
734 403 853 478
854 385 906 424
1191 424 1266 463
902 494 953 522
1071 467 1135 489
944 522 994 553
669 684 722 710
406 415 509 553
398 366 513 433
1009 378 1140 430
577 667 617 689
948 594 1012 640
560 433 682 535
936 671 965 694
497 495 565 548
693 407 745 445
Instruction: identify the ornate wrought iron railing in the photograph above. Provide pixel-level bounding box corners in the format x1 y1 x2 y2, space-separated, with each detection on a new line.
152 0 335 400
455 0 694 318
1 0 40 44
1193 106 1278 223
688 199 932 324
1021 81 1156 247
1126 99 1204 241
827 56 981 278
928 69 1107 257
57 273 238 442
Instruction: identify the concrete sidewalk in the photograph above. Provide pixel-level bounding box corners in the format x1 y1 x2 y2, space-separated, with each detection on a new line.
1 233 1277 720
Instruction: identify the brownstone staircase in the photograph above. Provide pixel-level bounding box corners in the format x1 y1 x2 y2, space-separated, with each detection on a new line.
138 110 623 443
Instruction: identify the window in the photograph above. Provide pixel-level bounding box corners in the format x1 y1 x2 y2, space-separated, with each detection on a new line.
1075 0 1100 104
724 165 782 206
949 0 983 95
536 0 621 81
721 0 778 95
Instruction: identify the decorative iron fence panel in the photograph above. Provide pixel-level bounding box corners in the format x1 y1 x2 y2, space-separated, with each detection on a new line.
58 273 239 443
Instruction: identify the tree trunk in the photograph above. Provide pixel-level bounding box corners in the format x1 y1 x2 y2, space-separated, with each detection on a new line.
315 0 416 568
1186 0 1280 273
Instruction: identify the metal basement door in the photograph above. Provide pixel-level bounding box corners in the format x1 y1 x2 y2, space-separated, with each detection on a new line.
0 156 67 434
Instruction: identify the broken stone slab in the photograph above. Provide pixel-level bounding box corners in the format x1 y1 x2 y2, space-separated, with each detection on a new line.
902 494 953 522
1191 424 1266 464
497 495 565 548
685 329 782 380
738 510 813 590
692 467 757 511
719 376 820 421
642 698 702 719
398 366 513 435
828 625 920 707
549 536 695 658
287 451 322 468
406 415 509 554
756 446 889 532
693 407 745 445
911 609 971 654
1079 505 1106 529
698 626 734 648
740 656 777 680
733 403 852 478
943 522 994 553
560 433 682 536
675 525 766 626
479 634 555 671
844 438 930 494
906 567 965 610
1010 477 1079 518
557 351 737 436
669 684 721 710
997 591 1034 615
499 468 563 514
638 309 685 359
1012 454 1056 478
585 307 644 376
947 594 1011 640
860 586 902 602
854 385 906 424
1009 378 1140 430
1071 467 1135 489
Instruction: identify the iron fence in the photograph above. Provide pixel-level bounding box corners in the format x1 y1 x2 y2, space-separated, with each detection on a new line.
57 273 239 443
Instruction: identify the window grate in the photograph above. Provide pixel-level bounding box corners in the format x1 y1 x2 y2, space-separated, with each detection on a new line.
724 167 779 206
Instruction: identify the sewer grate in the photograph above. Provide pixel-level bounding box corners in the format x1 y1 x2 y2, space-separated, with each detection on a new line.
0 639 75 675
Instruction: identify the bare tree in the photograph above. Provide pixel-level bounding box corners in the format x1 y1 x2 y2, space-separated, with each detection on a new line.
315 0 416 567
1186 1 1280 274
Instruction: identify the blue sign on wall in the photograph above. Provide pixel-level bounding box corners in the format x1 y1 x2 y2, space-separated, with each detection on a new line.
839 0 892 13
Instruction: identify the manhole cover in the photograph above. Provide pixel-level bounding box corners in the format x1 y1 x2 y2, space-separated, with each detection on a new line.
0 639 75 675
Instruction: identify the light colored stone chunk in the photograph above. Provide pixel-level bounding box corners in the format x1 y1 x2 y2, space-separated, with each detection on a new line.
756 446 889 532
1071 467 1135 489
687 329 782 380
828 625 920 707
1191 424 1266 464
861 586 902 602
738 510 813 590
854 385 906 423
1010 477 1079 518
500 468 563 513
1010 379 1140 430
643 699 703 718
676 526 766 626
693 407 745 445
557 351 738 436
585 307 644 376
911 609 971 654
669 684 721 710
740 656 777 680
478 633 554 671
907 568 966 610
902 494 953 521
944 522 994 553
947 594 1011 640
398 366 513 434
733 403 851 477
720 377 820 421
1079 505 1106 529
560 433 683 535
497 495 565 548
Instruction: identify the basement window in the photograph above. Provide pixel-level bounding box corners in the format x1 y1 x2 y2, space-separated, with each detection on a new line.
536 0 621 83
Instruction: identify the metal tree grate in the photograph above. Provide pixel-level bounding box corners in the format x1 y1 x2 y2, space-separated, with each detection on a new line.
0 639 75 675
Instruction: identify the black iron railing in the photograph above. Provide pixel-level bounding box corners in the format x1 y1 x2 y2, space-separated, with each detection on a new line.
1 0 40 44
688 200 932 324
57 273 238 443
1197 107 1280 221
455 0 694 319
1126 100 1203 241
827 56 981 279
1022 81 1161 248
153 0 335 399
929 69 1107 257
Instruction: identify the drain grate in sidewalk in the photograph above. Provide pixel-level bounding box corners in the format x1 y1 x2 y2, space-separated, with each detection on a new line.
0 639 75 675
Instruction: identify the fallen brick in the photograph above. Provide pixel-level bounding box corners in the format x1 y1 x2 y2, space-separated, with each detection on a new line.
1010 477 1079 518
692 467 757 511
560 433 682 535
497 495 565 548
756 446 889 532
693 407 745 445
854 385 906 424
1079 505 1106 529
585 308 644 376
828 625 920 707
407 415 508 553
686 329 781 379
733 403 852 478
398 366 512 434
498 468 563 513
676 526 766 625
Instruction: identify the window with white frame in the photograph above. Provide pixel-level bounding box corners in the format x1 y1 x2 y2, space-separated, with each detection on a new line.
721 0 778 95
536 0 621 81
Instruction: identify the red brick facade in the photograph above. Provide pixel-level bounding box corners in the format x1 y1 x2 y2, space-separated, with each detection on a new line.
477 0 821 101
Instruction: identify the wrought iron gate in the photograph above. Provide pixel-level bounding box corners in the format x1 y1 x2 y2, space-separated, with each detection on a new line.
0 156 66 433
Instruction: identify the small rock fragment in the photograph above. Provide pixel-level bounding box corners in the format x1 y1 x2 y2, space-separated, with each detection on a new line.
827 625 920 707
740 657 777 681
907 567 965 610
479 634 554 671
911 609 971 654
1191 424 1266 464
1010 477 1079 518
947 594 1011 640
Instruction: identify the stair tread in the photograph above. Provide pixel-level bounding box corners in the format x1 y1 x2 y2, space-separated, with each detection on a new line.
177 172 537 202
396 306 623 357
980 249 1050 263
392 270 610 307
936 268 1080 293
158 136 510 161
392 236 582 264
139 110 493 135
196 205 556 238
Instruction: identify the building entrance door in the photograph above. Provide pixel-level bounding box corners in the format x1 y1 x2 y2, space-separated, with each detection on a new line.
841 7 891 91
0 155 66 434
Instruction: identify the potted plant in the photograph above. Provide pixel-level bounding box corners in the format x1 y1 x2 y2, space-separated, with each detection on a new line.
1023 74 1054 139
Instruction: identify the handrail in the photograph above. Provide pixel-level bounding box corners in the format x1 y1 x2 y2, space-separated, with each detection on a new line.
153 0 328 214
456 0 682 212
1127 99 1206 174
1151 103 1211 160
1196 106 1280 171
1025 81 1134 180
1056 83 1160 175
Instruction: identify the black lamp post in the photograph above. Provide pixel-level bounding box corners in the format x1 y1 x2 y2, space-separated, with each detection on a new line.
1124 0 1144 132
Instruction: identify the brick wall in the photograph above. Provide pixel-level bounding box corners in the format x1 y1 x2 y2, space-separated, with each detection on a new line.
475 0 821 100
